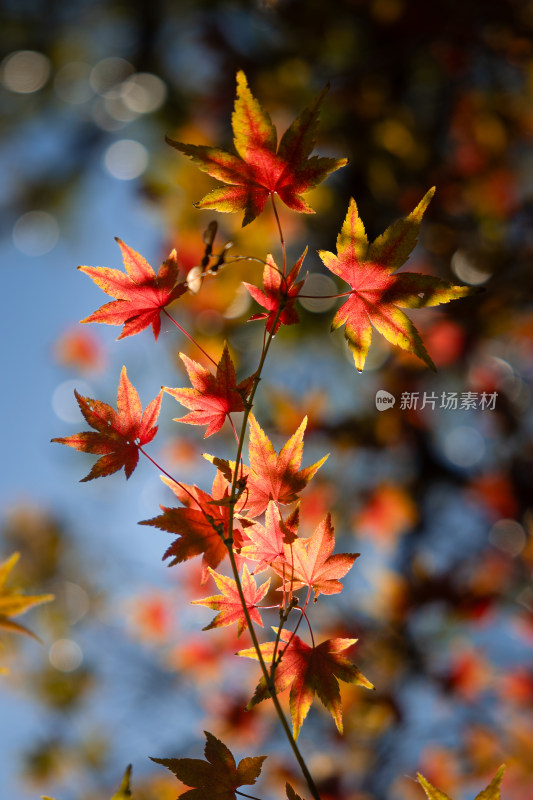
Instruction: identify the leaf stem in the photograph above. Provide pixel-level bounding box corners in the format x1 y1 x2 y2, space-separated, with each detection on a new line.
271 194 286 276
276 586 314 667
298 291 352 299
138 446 216 529
162 309 217 367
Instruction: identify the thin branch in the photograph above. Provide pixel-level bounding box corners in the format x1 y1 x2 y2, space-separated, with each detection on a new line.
271 194 286 276
222 307 322 800
162 309 217 367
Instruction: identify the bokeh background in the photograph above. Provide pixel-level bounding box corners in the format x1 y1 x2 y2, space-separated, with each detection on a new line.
1 1 533 798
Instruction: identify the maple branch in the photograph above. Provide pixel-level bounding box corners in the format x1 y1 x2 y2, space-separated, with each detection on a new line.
162 309 217 367
275 587 314 672
271 194 287 276
235 791 263 800
270 596 298 677
222 312 322 800
225 255 270 267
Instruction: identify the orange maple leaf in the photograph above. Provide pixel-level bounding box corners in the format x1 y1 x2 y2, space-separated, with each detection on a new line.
239 500 298 573
166 71 347 227
52 366 162 481
243 251 306 334
164 343 253 437
207 415 328 518
79 239 186 340
319 190 474 370
140 473 248 582
239 630 373 739
192 565 270 636
275 513 359 601
152 730 266 800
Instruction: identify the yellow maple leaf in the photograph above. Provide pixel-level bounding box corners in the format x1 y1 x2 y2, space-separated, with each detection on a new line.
417 766 505 800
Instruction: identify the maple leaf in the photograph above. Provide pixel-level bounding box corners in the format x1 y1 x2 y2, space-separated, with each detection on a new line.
417 765 505 800
0 552 53 646
207 415 328 518
275 513 359 601
79 239 186 340
192 565 270 636
240 500 298 573
152 730 266 800
318 189 474 370
164 343 253 437
239 630 373 739
52 367 162 481
140 472 247 583
166 71 347 227
243 251 306 334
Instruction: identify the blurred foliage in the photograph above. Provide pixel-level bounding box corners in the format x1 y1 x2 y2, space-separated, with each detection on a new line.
2 0 533 799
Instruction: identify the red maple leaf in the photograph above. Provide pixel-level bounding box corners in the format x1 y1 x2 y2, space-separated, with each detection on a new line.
52 366 162 481
192 565 270 637
207 415 328 518
140 472 248 582
275 513 359 601
79 239 186 340
166 71 347 227
318 189 474 370
239 631 373 739
240 500 298 573
243 251 306 334
152 730 267 800
164 343 253 437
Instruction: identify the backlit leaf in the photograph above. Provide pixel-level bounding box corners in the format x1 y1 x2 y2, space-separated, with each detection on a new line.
165 343 253 437
417 766 505 800
192 565 270 636
79 240 186 340
319 191 474 370
167 71 347 226
52 367 162 481
243 251 306 333
239 630 373 738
